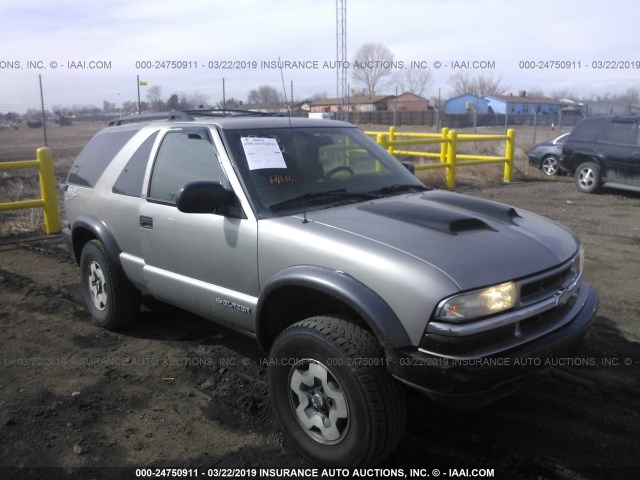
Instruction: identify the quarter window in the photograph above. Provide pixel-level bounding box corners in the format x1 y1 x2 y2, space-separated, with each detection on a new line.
112 131 159 197
67 128 137 187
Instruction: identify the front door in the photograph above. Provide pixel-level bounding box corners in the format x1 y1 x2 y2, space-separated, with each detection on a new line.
139 127 258 332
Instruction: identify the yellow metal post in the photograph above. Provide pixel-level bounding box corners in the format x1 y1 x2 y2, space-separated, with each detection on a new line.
388 126 396 156
36 147 61 234
446 130 457 189
503 129 515 183
440 127 449 164
375 133 388 172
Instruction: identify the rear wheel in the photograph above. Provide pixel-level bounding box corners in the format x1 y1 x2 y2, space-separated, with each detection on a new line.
79 239 139 330
268 316 406 467
574 161 602 193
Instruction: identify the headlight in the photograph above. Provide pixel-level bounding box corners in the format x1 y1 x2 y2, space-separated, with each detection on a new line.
435 281 517 322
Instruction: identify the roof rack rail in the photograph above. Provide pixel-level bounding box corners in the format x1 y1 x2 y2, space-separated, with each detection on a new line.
108 111 194 126
184 108 279 117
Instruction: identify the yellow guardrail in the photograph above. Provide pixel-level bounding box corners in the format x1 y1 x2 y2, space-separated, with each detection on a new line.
365 126 515 189
0 147 61 234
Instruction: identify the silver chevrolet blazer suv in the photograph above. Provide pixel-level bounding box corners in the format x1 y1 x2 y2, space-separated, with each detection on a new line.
62 111 598 467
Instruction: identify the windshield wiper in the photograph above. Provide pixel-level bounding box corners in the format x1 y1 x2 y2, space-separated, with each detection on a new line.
269 189 369 211
365 184 430 198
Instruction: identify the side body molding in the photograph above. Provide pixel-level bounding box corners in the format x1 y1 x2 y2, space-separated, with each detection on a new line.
256 265 411 351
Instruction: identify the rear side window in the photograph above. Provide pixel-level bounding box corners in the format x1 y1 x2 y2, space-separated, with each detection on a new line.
112 131 159 197
598 121 636 144
67 128 138 187
148 129 229 204
570 118 606 141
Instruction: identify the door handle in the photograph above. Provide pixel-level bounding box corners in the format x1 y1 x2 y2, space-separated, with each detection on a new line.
140 216 153 229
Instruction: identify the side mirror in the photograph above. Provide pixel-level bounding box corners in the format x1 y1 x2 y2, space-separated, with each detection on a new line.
400 161 415 174
176 181 235 214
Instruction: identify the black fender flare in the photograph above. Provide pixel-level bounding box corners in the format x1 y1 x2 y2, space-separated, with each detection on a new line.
256 265 411 352
71 214 124 273
568 152 605 176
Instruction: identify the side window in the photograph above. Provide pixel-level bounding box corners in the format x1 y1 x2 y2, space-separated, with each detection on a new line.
67 128 138 187
112 131 159 197
598 121 635 144
148 130 229 204
571 118 606 141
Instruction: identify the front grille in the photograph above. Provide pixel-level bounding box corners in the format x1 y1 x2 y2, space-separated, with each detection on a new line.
519 265 574 305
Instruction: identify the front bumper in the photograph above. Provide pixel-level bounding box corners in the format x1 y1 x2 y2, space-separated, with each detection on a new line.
387 282 598 407
527 153 543 169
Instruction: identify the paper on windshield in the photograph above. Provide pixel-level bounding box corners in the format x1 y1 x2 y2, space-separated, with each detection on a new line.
241 137 287 170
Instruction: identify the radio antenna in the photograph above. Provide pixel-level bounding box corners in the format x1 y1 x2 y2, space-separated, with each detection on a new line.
279 61 307 222
279 59 293 128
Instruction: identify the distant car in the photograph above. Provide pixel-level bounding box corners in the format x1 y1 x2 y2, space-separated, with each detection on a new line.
528 132 570 176
560 116 640 194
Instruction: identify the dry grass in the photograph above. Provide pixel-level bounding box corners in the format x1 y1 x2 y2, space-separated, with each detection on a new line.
0 122 95 236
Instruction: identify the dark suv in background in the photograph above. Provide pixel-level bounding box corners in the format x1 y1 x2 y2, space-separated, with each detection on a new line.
560 116 640 193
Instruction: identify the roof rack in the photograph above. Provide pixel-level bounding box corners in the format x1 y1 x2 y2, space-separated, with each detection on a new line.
107 109 286 126
184 108 280 117
108 111 195 126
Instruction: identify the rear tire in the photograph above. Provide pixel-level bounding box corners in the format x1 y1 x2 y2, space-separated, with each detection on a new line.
268 316 406 467
79 239 139 330
574 161 602 193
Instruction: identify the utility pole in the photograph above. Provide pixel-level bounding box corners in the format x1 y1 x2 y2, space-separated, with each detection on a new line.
336 0 347 121
137 75 141 114
39 75 48 146
222 77 226 111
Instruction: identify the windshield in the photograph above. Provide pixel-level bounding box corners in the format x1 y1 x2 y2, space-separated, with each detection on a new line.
222 126 426 217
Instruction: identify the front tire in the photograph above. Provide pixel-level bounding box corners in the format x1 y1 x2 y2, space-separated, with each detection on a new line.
574 161 602 193
541 155 560 176
79 239 139 330
268 317 406 467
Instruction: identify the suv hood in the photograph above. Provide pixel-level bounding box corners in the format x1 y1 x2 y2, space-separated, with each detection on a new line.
303 190 579 290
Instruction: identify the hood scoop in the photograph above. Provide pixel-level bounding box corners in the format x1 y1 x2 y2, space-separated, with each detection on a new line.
358 201 497 235
422 191 522 225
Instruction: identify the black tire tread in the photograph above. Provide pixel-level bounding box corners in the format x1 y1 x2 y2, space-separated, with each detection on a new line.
279 316 406 465
80 239 139 330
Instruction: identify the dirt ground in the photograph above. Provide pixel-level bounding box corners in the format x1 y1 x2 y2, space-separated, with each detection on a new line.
0 178 639 480
1 122 639 479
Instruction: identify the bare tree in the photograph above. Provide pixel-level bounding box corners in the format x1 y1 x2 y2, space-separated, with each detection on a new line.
146 86 164 111
188 92 210 109
310 92 329 102
616 87 640 106
448 72 508 97
549 89 576 101
394 68 432 97
351 43 395 96
247 85 282 111
527 88 545 98
166 93 180 111
221 97 243 109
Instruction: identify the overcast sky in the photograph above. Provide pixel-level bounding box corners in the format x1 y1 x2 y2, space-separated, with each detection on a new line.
1 0 639 113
